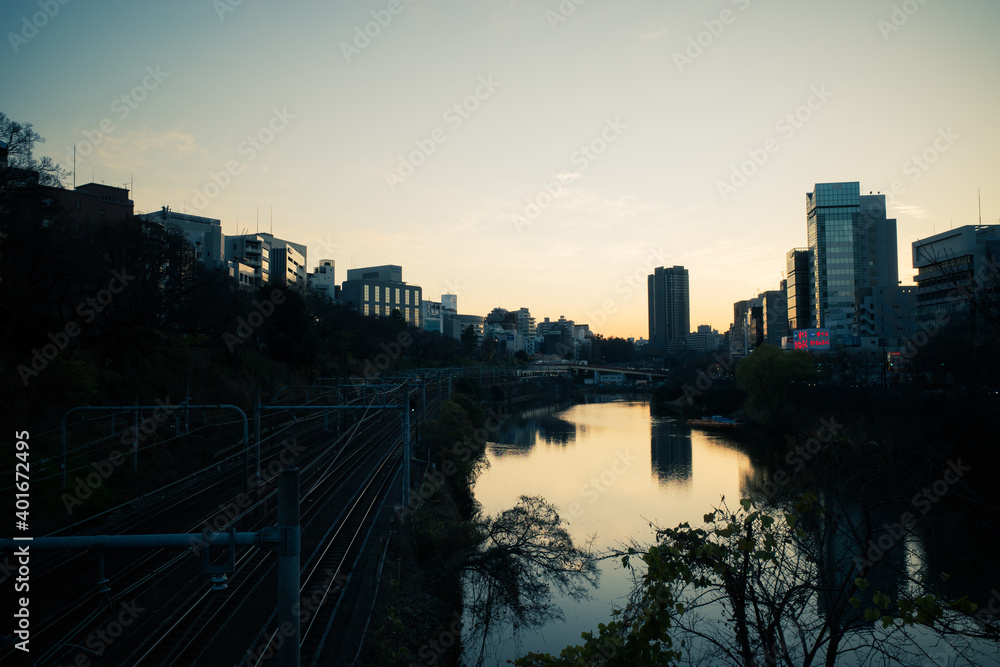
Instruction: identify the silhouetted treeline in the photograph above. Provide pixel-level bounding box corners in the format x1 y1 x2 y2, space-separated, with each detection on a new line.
0 175 471 424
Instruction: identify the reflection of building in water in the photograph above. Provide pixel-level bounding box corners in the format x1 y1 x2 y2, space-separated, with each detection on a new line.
650 418 692 484
537 414 576 445
815 496 907 628
489 402 576 456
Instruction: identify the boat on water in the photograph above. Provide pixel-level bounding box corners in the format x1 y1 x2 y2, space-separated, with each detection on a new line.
685 415 745 428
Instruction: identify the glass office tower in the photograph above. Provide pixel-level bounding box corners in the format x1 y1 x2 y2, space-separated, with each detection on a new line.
805 182 898 343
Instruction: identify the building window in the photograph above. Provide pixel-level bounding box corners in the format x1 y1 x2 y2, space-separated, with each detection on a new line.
364 304 370 316
374 286 380 303
405 290 410 306
364 285 370 301
395 288 401 304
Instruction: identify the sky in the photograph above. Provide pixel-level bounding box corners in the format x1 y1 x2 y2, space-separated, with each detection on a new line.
3 0 999 339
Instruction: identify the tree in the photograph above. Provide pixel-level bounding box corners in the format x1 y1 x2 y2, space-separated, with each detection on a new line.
0 112 68 189
736 345 817 429
590 333 635 364
465 496 599 665
517 494 996 667
486 307 511 325
461 324 478 353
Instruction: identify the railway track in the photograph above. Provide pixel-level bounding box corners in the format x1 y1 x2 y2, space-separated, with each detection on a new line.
0 400 369 663
125 414 403 666
0 378 452 665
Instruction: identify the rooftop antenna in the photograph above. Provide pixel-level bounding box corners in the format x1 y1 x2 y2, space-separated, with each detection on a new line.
270 204 273 235
73 145 76 189
979 188 982 226
256 203 259 234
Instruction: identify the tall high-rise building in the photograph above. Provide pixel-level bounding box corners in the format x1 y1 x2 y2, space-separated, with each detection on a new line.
805 182 898 342
761 289 787 346
729 299 750 356
648 266 690 352
786 248 810 331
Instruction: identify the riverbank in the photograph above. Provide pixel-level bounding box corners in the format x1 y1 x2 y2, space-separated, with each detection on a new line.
360 382 493 666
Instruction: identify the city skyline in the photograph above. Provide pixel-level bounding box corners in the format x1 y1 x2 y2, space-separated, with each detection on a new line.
3 0 999 338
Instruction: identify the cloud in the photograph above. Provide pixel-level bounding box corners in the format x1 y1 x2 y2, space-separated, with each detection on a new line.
889 203 930 219
640 27 670 40
96 127 204 169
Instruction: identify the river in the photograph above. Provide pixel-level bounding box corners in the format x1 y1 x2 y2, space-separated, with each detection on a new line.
464 395 999 666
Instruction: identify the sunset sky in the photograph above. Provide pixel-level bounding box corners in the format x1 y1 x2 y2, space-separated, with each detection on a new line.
4 0 999 339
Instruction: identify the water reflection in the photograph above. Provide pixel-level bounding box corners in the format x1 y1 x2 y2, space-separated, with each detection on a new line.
472 397 755 664
488 401 577 456
471 398 1000 666
650 417 692 484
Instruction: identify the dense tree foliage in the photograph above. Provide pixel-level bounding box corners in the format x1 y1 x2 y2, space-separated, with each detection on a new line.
736 345 818 428
589 333 635 364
